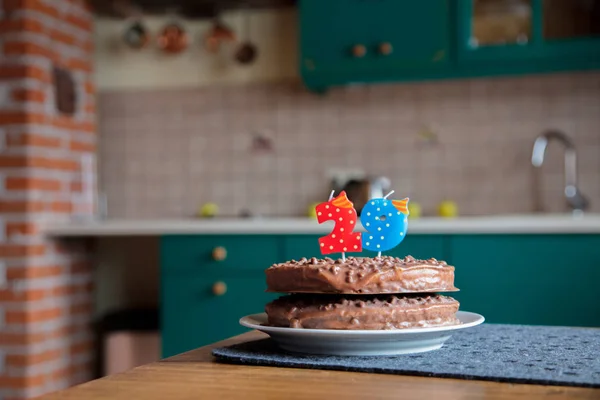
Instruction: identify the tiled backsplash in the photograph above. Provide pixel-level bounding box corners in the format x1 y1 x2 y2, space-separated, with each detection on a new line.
99 72 600 218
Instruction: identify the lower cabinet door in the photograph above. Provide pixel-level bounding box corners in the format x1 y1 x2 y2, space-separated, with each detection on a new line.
450 234 600 327
161 273 279 358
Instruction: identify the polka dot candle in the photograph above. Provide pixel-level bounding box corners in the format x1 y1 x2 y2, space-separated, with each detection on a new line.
360 197 409 253
315 191 362 256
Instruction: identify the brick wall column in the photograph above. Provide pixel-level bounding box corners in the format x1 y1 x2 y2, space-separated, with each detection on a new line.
0 0 96 398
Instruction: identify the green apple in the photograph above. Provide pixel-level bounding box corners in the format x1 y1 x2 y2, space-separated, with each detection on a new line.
307 203 319 219
199 203 219 218
438 200 458 218
407 202 422 219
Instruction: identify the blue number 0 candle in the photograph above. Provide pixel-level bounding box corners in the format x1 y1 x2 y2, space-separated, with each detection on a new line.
360 196 409 254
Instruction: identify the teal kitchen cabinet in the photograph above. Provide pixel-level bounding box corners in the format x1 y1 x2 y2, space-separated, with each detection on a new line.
456 0 542 62
449 234 600 328
283 234 448 261
160 234 282 273
457 0 600 68
300 0 451 91
160 232 600 357
538 0 600 58
162 272 278 358
300 0 600 91
160 235 282 357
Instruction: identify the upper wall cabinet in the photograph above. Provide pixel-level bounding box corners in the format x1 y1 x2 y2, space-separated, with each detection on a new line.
299 0 452 92
299 0 600 92
458 0 600 61
540 0 600 57
457 0 538 61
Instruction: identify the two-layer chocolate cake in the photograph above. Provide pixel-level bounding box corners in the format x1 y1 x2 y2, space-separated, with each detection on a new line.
264 255 461 330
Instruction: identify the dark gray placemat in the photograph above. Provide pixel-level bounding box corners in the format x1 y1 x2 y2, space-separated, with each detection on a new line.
212 324 600 388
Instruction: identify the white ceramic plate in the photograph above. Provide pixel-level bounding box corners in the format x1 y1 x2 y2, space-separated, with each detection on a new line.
239 311 484 356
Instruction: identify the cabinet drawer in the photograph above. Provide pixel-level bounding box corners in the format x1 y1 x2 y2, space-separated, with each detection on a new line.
161 273 279 357
160 235 282 274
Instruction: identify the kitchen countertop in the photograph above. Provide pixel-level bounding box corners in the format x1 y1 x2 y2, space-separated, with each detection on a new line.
44 214 600 236
39 331 599 400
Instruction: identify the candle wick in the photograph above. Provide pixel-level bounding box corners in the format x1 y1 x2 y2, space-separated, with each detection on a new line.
328 190 335 201
383 190 395 199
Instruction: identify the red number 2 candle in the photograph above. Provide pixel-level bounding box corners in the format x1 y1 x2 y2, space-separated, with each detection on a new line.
316 191 362 257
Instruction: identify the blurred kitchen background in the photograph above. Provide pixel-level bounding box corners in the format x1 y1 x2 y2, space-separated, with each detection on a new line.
1 0 599 398
95 5 600 218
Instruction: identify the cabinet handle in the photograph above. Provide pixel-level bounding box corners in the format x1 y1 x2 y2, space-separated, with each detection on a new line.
432 50 446 62
352 44 366 58
379 42 393 55
212 281 227 296
304 58 315 71
212 246 227 261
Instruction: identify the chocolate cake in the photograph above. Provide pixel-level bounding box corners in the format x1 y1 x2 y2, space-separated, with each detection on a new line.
265 255 457 294
266 294 460 330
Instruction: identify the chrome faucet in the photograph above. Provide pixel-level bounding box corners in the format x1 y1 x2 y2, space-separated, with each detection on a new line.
531 130 589 214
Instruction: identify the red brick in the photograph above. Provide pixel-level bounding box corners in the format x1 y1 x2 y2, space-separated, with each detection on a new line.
69 140 95 152
0 374 45 390
0 200 45 213
52 116 75 130
0 331 45 346
0 111 47 124
84 102 95 114
2 0 27 14
0 155 27 168
7 265 62 279
0 17 44 34
0 324 85 346
0 20 22 34
4 41 59 61
50 201 73 213
82 40 94 53
6 221 38 236
84 80 95 94
0 65 51 83
31 157 80 171
70 339 94 356
2 0 59 17
28 0 61 19
52 366 71 381
5 177 62 191
0 155 76 170
79 121 96 133
12 88 46 103
5 307 62 324
0 283 92 302
53 117 96 133
0 244 46 257
65 13 92 32
70 181 83 192
6 349 62 367
66 58 92 72
50 28 77 46
6 132 63 149
0 288 46 302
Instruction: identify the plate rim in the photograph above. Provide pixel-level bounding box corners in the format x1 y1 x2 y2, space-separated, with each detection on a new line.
240 310 485 336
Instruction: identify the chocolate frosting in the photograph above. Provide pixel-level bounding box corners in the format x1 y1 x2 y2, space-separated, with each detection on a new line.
265 255 457 294
266 293 460 330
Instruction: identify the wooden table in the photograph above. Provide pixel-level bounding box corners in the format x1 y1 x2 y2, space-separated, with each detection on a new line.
43 331 599 400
